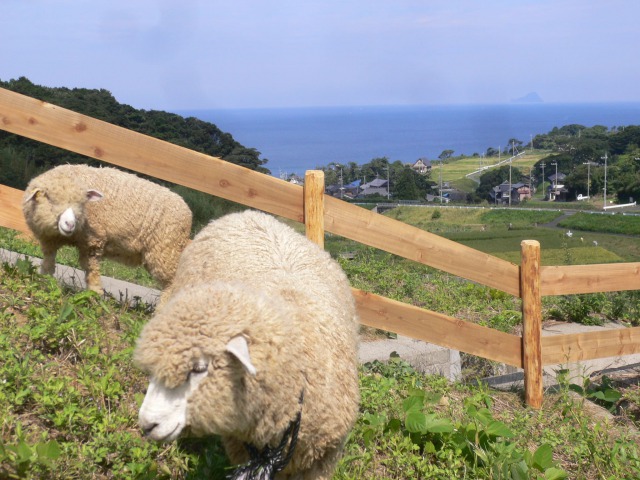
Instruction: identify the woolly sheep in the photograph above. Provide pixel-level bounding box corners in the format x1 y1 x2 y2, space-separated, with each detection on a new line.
135 210 360 480
22 164 192 294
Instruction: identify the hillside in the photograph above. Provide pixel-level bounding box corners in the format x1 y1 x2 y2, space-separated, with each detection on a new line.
1 244 640 478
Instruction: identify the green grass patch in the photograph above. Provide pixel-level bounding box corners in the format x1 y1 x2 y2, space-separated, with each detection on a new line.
479 209 563 230
559 211 640 235
497 247 623 265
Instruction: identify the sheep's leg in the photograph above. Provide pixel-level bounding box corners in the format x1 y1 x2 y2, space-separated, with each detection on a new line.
79 249 104 294
40 244 58 275
143 244 180 288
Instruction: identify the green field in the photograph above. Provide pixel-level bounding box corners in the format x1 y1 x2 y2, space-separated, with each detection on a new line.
441 151 547 185
385 206 640 264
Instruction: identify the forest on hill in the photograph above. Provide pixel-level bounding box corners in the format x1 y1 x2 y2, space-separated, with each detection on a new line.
0 77 270 191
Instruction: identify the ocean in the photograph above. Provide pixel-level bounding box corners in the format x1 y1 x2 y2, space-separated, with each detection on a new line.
175 103 640 177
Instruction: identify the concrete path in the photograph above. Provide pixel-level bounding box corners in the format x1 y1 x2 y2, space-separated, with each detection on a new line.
0 248 161 305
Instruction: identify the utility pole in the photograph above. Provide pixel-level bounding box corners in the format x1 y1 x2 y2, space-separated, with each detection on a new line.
550 161 558 201
508 140 515 207
540 162 546 200
439 159 443 204
582 161 591 199
602 152 608 209
386 165 390 200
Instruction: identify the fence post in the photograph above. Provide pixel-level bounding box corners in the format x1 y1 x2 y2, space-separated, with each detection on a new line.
521 240 543 408
304 170 325 248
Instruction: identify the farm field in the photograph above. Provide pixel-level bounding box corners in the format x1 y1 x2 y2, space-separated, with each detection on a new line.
384 206 640 264
440 150 547 185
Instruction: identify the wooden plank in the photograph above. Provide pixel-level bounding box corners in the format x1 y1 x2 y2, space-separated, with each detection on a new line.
0 185 30 235
541 263 640 295
352 288 523 367
327 195 521 296
521 240 543 409
0 87 305 223
542 326 640 364
304 170 325 248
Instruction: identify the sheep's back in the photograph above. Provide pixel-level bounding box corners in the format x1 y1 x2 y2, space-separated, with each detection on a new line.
75 166 191 238
171 210 354 317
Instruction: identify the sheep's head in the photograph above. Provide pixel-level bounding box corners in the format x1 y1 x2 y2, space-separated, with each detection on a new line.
23 180 103 238
134 282 292 443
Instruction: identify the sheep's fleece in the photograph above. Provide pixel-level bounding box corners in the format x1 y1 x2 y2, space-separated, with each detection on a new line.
22 164 192 293
135 210 360 480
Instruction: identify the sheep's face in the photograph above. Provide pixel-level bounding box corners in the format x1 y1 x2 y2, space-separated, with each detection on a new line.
23 185 103 238
137 358 210 442
135 284 280 443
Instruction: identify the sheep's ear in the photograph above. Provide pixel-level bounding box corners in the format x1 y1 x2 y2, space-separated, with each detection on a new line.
226 336 257 376
86 189 104 202
24 188 42 203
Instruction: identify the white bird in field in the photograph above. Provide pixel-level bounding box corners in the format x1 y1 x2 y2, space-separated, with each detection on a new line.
580 237 584 242
565 230 573 238
593 240 598 247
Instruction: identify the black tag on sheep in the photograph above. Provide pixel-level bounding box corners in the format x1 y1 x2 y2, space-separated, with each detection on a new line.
227 391 304 480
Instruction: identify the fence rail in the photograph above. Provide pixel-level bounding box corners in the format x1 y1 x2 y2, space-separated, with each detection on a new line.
1 86 639 408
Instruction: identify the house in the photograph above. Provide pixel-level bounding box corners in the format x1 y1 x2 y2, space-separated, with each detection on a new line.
547 172 568 201
426 193 450 203
490 181 531 205
411 158 431 175
359 178 390 198
427 183 466 203
280 173 304 185
326 179 361 199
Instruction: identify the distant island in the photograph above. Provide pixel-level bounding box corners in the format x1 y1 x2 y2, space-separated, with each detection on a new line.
511 92 544 104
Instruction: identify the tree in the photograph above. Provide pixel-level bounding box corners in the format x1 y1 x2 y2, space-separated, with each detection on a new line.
394 167 421 200
506 139 523 155
485 147 499 157
439 150 454 161
610 151 640 203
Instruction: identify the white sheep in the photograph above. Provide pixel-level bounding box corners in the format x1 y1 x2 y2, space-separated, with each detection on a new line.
22 164 192 294
135 210 360 480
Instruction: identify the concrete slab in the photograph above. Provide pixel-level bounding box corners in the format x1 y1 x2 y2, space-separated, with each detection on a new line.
360 335 462 381
0 248 161 305
485 320 640 390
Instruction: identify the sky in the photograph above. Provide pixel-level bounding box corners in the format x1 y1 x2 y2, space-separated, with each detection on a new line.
2 0 639 111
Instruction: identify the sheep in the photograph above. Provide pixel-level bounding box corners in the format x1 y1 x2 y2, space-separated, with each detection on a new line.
135 210 360 480
22 164 192 294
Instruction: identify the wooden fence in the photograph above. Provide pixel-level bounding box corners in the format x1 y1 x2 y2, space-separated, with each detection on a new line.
1 87 639 408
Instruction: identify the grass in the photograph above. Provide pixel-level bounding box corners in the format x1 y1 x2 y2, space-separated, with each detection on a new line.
2 202 640 478
558 211 640 236
2 262 640 479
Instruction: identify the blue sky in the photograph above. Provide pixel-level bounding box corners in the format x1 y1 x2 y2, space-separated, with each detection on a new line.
2 0 639 111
